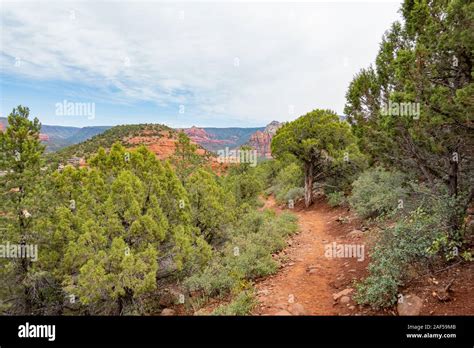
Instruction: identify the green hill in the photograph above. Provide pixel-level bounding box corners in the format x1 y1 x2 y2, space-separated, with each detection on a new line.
53 123 173 160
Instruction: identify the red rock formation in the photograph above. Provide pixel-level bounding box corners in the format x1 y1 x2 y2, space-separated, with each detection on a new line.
39 133 49 141
126 131 230 175
247 121 282 158
183 126 231 146
127 131 178 160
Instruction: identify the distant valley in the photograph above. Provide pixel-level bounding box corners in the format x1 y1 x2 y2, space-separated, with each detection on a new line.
0 117 281 157
0 117 111 152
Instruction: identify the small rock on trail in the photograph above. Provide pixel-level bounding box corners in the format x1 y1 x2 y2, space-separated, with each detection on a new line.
397 294 423 316
333 288 353 301
340 296 351 304
347 229 365 239
288 303 308 315
274 310 292 316
161 308 176 316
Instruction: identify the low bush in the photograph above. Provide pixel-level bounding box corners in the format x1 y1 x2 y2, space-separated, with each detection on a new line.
348 167 407 218
212 289 256 315
184 259 239 297
327 191 346 207
267 162 304 204
282 187 305 204
184 211 298 298
354 193 463 308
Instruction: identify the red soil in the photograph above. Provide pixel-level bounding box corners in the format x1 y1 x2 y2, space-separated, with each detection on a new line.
253 196 474 316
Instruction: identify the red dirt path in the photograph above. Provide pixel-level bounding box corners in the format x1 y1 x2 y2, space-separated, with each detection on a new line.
254 196 369 315
253 196 474 316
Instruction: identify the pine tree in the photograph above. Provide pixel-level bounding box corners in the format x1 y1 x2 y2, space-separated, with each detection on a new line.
0 106 46 313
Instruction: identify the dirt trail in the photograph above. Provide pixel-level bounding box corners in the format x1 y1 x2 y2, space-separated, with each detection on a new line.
254 196 368 315
253 195 474 316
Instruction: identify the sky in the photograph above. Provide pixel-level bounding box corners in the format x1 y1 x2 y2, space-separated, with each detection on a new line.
0 0 402 128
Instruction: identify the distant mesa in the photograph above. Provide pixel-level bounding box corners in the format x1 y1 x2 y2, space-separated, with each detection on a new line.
181 125 264 153
127 130 181 160
0 117 111 152
184 126 209 139
183 126 232 146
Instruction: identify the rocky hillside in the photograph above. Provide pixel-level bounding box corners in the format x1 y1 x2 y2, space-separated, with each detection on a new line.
54 124 174 160
50 124 230 172
183 126 264 152
247 121 282 158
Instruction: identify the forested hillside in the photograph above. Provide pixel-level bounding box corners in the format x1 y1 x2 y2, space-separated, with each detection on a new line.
53 124 173 160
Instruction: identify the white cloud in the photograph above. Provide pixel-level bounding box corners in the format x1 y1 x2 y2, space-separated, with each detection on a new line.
1 1 401 125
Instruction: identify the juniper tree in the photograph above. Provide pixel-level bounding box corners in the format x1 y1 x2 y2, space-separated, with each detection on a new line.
271 109 365 207
345 0 473 199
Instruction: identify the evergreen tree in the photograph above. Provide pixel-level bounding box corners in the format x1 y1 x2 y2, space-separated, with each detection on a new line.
186 169 235 244
0 106 46 313
345 0 473 198
271 109 365 207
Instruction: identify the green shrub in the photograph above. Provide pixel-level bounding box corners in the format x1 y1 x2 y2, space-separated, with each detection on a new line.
283 187 304 204
354 201 452 308
184 259 239 297
269 163 304 203
212 290 256 315
184 211 298 297
348 167 407 218
225 239 278 279
327 191 346 207
274 212 299 236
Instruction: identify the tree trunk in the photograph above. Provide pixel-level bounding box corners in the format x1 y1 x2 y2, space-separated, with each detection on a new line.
448 156 458 197
448 154 460 234
304 162 314 208
116 288 133 315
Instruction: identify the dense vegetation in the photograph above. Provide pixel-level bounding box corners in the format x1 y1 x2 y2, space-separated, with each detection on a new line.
0 107 296 315
345 0 473 308
261 0 473 309
0 0 472 315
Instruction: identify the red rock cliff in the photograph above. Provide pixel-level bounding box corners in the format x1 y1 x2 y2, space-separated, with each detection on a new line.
247 121 282 158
